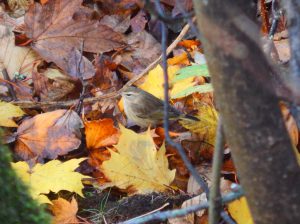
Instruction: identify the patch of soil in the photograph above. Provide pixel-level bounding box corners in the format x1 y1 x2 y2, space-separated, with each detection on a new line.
78 188 191 223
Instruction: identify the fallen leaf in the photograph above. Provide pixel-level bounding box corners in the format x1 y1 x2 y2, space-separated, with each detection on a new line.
122 30 161 72
100 14 131 33
228 197 254 224
0 24 40 79
85 118 120 150
15 110 83 161
24 0 126 79
180 103 218 146
11 158 88 204
139 64 180 99
101 125 175 194
0 101 25 127
130 10 147 33
51 197 80 224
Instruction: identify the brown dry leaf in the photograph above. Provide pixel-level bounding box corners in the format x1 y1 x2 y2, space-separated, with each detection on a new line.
85 118 120 150
130 10 147 33
100 14 131 33
15 110 83 161
122 30 161 71
51 197 80 224
0 24 40 79
24 0 126 79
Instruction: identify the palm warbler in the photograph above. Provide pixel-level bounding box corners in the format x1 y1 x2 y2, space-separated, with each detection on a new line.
121 86 199 127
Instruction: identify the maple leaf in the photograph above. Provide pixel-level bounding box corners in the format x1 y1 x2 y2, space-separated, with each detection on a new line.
180 103 218 146
11 158 88 204
0 102 25 127
85 118 120 150
15 110 83 161
101 125 175 194
51 197 80 224
24 0 126 79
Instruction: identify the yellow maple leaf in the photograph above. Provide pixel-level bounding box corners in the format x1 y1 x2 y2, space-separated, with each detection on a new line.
101 125 175 194
139 65 180 99
11 158 88 204
180 103 218 146
228 196 254 224
0 101 25 127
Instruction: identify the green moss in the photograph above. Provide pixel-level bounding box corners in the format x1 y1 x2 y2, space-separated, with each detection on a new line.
0 144 51 224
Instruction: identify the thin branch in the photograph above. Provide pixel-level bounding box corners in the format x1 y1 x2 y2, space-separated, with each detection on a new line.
158 2 209 196
122 186 244 224
209 118 225 224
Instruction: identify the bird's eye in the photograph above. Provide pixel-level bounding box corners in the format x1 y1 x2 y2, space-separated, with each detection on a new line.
125 93 132 97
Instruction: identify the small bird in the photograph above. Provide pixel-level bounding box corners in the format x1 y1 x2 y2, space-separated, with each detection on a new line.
121 86 199 127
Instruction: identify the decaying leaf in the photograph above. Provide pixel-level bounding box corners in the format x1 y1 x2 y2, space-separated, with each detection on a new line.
0 101 25 127
24 0 126 79
0 24 40 79
101 125 175 194
11 158 88 204
51 197 80 224
85 118 120 150
15 110 83 161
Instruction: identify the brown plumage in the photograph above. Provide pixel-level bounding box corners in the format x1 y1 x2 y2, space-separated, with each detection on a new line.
121 86 199 127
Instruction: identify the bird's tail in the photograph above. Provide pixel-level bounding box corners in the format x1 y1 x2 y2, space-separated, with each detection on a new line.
180 114 200 122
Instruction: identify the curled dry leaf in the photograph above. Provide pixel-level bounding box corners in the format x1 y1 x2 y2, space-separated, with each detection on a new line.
0 24 40 79
15 110 83 161
24 0 126 79
85 118 120 150
51 197 80 224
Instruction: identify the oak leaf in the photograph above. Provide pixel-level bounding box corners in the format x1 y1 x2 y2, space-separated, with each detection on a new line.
24 0 126 79
11 158 88 204
101 125 175 194
0 102 25 127
15 110 83 161
51 197 80 224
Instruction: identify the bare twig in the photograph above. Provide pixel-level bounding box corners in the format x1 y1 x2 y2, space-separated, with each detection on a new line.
122 187 244 224
209 118 225 224
157 0 209 196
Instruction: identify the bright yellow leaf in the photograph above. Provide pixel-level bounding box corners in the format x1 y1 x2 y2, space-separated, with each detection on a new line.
228 197 254 224
180 103 218 146
0 101 25 127
101 125 175 194
139 65 180 99
170 76 196 99
11 158 88 204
